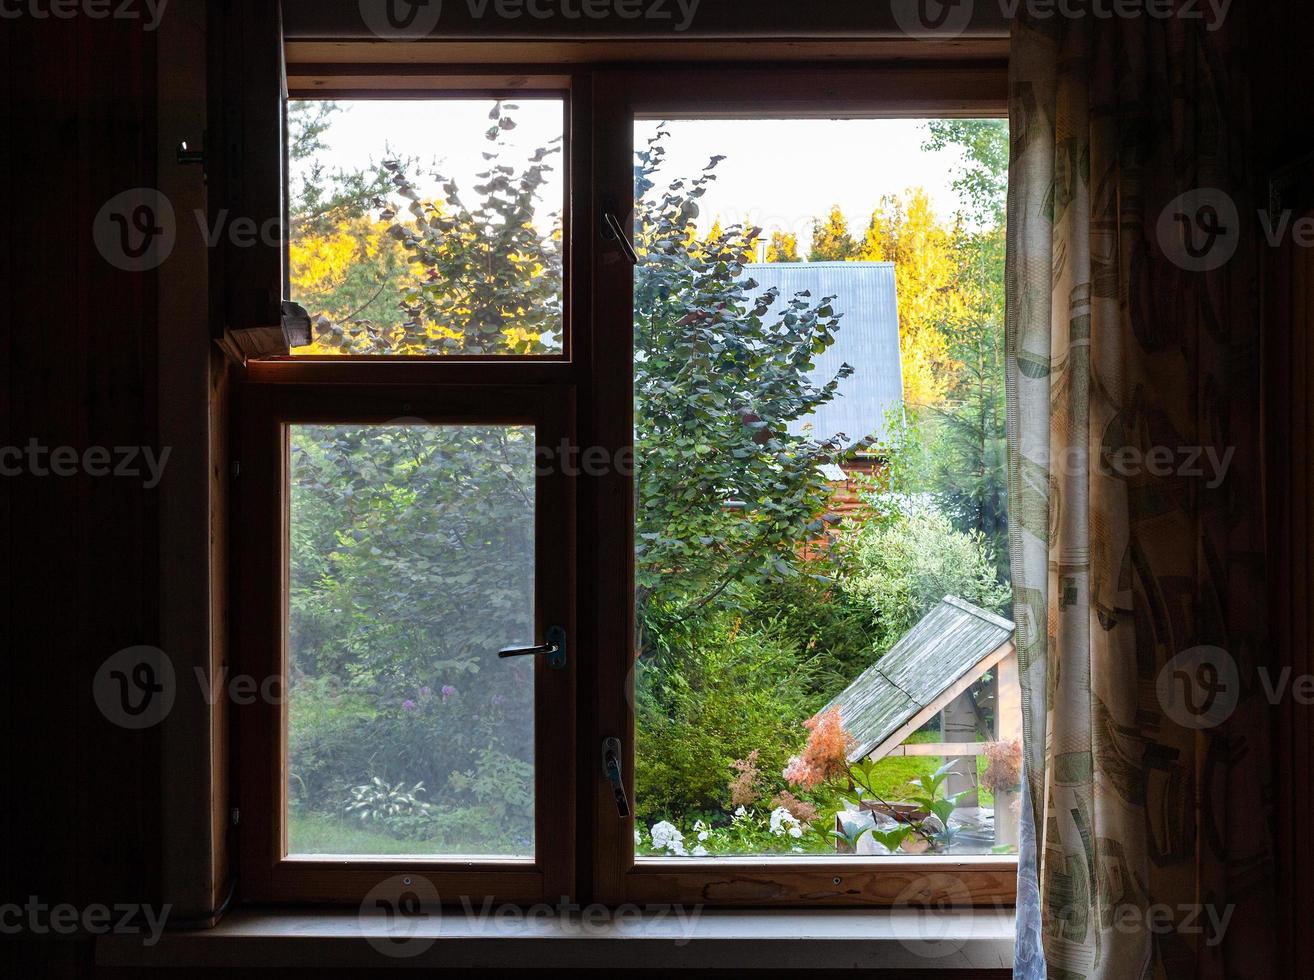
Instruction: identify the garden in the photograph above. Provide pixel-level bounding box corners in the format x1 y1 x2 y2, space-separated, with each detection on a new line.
284 100 1015 858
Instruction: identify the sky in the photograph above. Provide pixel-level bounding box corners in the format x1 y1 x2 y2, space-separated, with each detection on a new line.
294 98 977 243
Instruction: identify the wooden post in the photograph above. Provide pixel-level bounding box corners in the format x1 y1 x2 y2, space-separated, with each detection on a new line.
994 649 1021 850
942 689 979 807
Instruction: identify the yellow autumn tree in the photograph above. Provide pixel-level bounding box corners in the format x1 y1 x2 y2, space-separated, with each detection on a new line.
858 189 964 406
288 214 421 354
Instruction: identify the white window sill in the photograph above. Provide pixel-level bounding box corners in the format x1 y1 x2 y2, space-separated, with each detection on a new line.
97 907 1015 971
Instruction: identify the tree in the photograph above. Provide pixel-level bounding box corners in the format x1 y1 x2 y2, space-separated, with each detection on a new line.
859 190 960 406
765 231 800 263
922 119 1008 225
844 500 1011 655
917 120 1010 573
291 102 564 355
287 102 415 346
808 206 857 260
633 130 853 637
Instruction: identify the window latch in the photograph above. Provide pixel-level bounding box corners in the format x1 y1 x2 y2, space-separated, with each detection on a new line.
601 736 630 818
497 625 567 669
600 210 638 265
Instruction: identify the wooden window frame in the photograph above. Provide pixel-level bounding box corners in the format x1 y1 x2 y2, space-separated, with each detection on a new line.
586 66 1016 909
234 382 577 905
234 57 1015 911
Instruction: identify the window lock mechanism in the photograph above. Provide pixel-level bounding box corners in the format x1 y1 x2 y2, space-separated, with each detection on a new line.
601 736 629 818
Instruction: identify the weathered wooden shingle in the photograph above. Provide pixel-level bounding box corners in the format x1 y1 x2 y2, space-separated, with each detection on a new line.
823 596 1015 761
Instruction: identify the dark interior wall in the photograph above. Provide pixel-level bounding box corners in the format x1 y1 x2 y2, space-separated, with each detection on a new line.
1250 4 1314 979
2 9 163 979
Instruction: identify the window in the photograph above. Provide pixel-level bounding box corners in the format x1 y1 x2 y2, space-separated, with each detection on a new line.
286 97 568 357
236 64 1012 909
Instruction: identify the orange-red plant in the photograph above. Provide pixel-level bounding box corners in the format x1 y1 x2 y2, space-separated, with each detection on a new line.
782 706 854 789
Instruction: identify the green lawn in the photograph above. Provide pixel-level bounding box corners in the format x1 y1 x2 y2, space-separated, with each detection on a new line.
287 811 530 857
863 731 994 808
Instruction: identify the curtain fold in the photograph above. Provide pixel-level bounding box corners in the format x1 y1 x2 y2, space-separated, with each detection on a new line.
1005 9 1273 979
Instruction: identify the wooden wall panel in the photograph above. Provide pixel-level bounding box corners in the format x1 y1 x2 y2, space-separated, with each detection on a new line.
2 10 161 979
1252 5 1314 977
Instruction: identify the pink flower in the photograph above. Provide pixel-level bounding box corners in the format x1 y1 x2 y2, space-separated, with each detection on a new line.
441 685 456 702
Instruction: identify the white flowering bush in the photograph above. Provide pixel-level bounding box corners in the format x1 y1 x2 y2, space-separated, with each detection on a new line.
636 806 828 857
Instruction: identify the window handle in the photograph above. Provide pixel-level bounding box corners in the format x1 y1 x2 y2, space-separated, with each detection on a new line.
601 736 630 818
497 625 567 669
601 210 638 265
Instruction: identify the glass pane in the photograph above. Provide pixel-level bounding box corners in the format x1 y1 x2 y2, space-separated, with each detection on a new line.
287 423 536 857
632 118 1016 859
287 98 564 355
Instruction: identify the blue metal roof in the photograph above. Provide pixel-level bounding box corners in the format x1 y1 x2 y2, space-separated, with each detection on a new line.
744 261 904 449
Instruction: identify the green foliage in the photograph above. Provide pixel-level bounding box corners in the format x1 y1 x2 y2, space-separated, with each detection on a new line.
844 500 1011 655
634 609 820 822
289 101 398 236
344 777 431 828
744 561 876 698
922 119 1008 224
283 108 1014 854
633 131 852 629
386 103 563 355
287 101 416 336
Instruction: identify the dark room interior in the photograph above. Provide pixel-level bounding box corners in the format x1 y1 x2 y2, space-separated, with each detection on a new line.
3 1 1312 977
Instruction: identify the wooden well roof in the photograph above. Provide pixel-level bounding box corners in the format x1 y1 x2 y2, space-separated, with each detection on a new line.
823 595 1016 762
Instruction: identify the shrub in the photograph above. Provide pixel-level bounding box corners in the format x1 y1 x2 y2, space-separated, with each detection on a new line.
634 610 820 822
745 564 877 699
844 499 1011 654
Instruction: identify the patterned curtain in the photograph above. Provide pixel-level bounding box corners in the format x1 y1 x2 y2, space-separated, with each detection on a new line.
1006 9 1274 979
